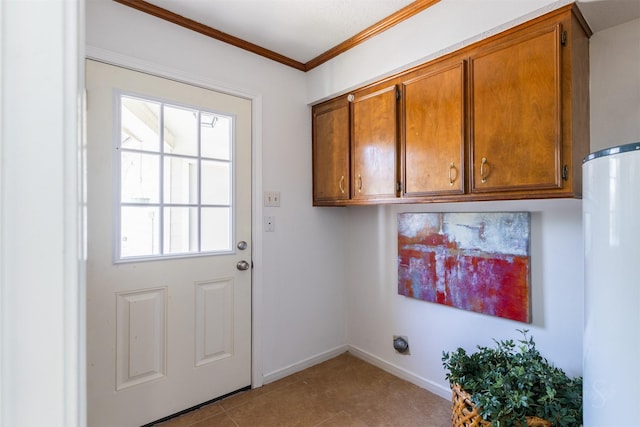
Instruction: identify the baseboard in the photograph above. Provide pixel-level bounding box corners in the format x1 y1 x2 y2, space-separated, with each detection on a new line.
347 345 451 400
262 344 349 385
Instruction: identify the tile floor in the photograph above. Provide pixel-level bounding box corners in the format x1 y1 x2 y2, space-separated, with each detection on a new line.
156 352 452 427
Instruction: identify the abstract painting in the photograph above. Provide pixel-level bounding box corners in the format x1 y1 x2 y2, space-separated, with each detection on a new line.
397 212 531 322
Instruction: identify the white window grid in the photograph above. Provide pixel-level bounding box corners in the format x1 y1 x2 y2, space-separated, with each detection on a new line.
113 91 236 262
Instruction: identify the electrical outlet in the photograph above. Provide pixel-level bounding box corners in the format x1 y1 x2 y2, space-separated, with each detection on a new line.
264 191 281 207
264 215 275 232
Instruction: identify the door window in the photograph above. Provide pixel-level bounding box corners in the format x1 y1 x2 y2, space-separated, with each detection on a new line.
116 93 234 261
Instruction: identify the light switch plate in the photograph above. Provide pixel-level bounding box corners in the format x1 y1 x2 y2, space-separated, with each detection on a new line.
264 191 280 207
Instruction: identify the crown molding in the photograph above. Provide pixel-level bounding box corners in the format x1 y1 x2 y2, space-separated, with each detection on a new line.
113 0 441 72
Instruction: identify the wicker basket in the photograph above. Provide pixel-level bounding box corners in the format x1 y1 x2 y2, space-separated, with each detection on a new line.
451 383 551 427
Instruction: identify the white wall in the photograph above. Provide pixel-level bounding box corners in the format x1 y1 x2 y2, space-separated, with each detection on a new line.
85 0 348 383
1 0 85 425
589 17 640 152
345 200 583 398
310 0 640 405
306 0 587 400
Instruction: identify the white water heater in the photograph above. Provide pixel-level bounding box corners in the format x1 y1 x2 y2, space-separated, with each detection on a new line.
583 142 640 426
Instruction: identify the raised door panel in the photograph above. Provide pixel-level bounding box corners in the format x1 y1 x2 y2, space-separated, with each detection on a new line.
312 96 350 203
470 23 562 193
352 84 398 200
116 288 167 391
402 61 466 197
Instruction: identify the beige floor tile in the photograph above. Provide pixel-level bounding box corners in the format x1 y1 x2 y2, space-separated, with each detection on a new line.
189 412 238 427
315 410 369 426
219 374 303 411
341 378 451 427
154 352 452 427
225 380 341 427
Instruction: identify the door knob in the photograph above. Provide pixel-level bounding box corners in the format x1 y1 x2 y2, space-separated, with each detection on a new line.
236 260 250 271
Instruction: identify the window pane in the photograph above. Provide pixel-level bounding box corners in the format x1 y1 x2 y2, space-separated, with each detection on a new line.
121 206 160 258
201 207 231 252
117 94 237 261
121 152 160 203
121 96 160 152
164 105 197 156
201 113 231 160
164 156 197 204
164 207 198 254
201 160 230 205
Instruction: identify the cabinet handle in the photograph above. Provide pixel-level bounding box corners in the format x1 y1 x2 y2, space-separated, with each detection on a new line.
339 176 345 194
480 157 489 183
357 174 363 193
449 162 457 186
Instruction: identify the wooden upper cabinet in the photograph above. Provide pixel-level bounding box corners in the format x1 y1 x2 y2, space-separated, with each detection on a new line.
470 24 562 193
468 7 590 198
401 60 466 197
312 95 350 204
352 83 398 201
310 4 590 206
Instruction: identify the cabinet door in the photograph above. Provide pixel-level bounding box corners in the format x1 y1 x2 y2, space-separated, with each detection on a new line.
312 96 350 204
352 84 398 200
470 24 562 193
402 61 465 197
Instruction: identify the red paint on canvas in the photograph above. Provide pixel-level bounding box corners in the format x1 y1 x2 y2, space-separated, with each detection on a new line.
398 213 531 323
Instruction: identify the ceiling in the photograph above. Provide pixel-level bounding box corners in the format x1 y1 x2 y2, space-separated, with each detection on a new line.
118 0 640 71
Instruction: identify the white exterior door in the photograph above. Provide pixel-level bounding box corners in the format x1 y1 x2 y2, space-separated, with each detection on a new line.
86 59 252 427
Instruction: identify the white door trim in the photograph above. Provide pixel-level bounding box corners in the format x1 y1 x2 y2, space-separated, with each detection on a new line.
85 46 265 389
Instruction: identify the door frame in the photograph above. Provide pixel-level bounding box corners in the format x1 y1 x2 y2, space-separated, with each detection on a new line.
85 47 265 389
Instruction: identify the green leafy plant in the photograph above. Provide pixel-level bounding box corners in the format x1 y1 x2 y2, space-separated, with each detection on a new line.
442 330 582 427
